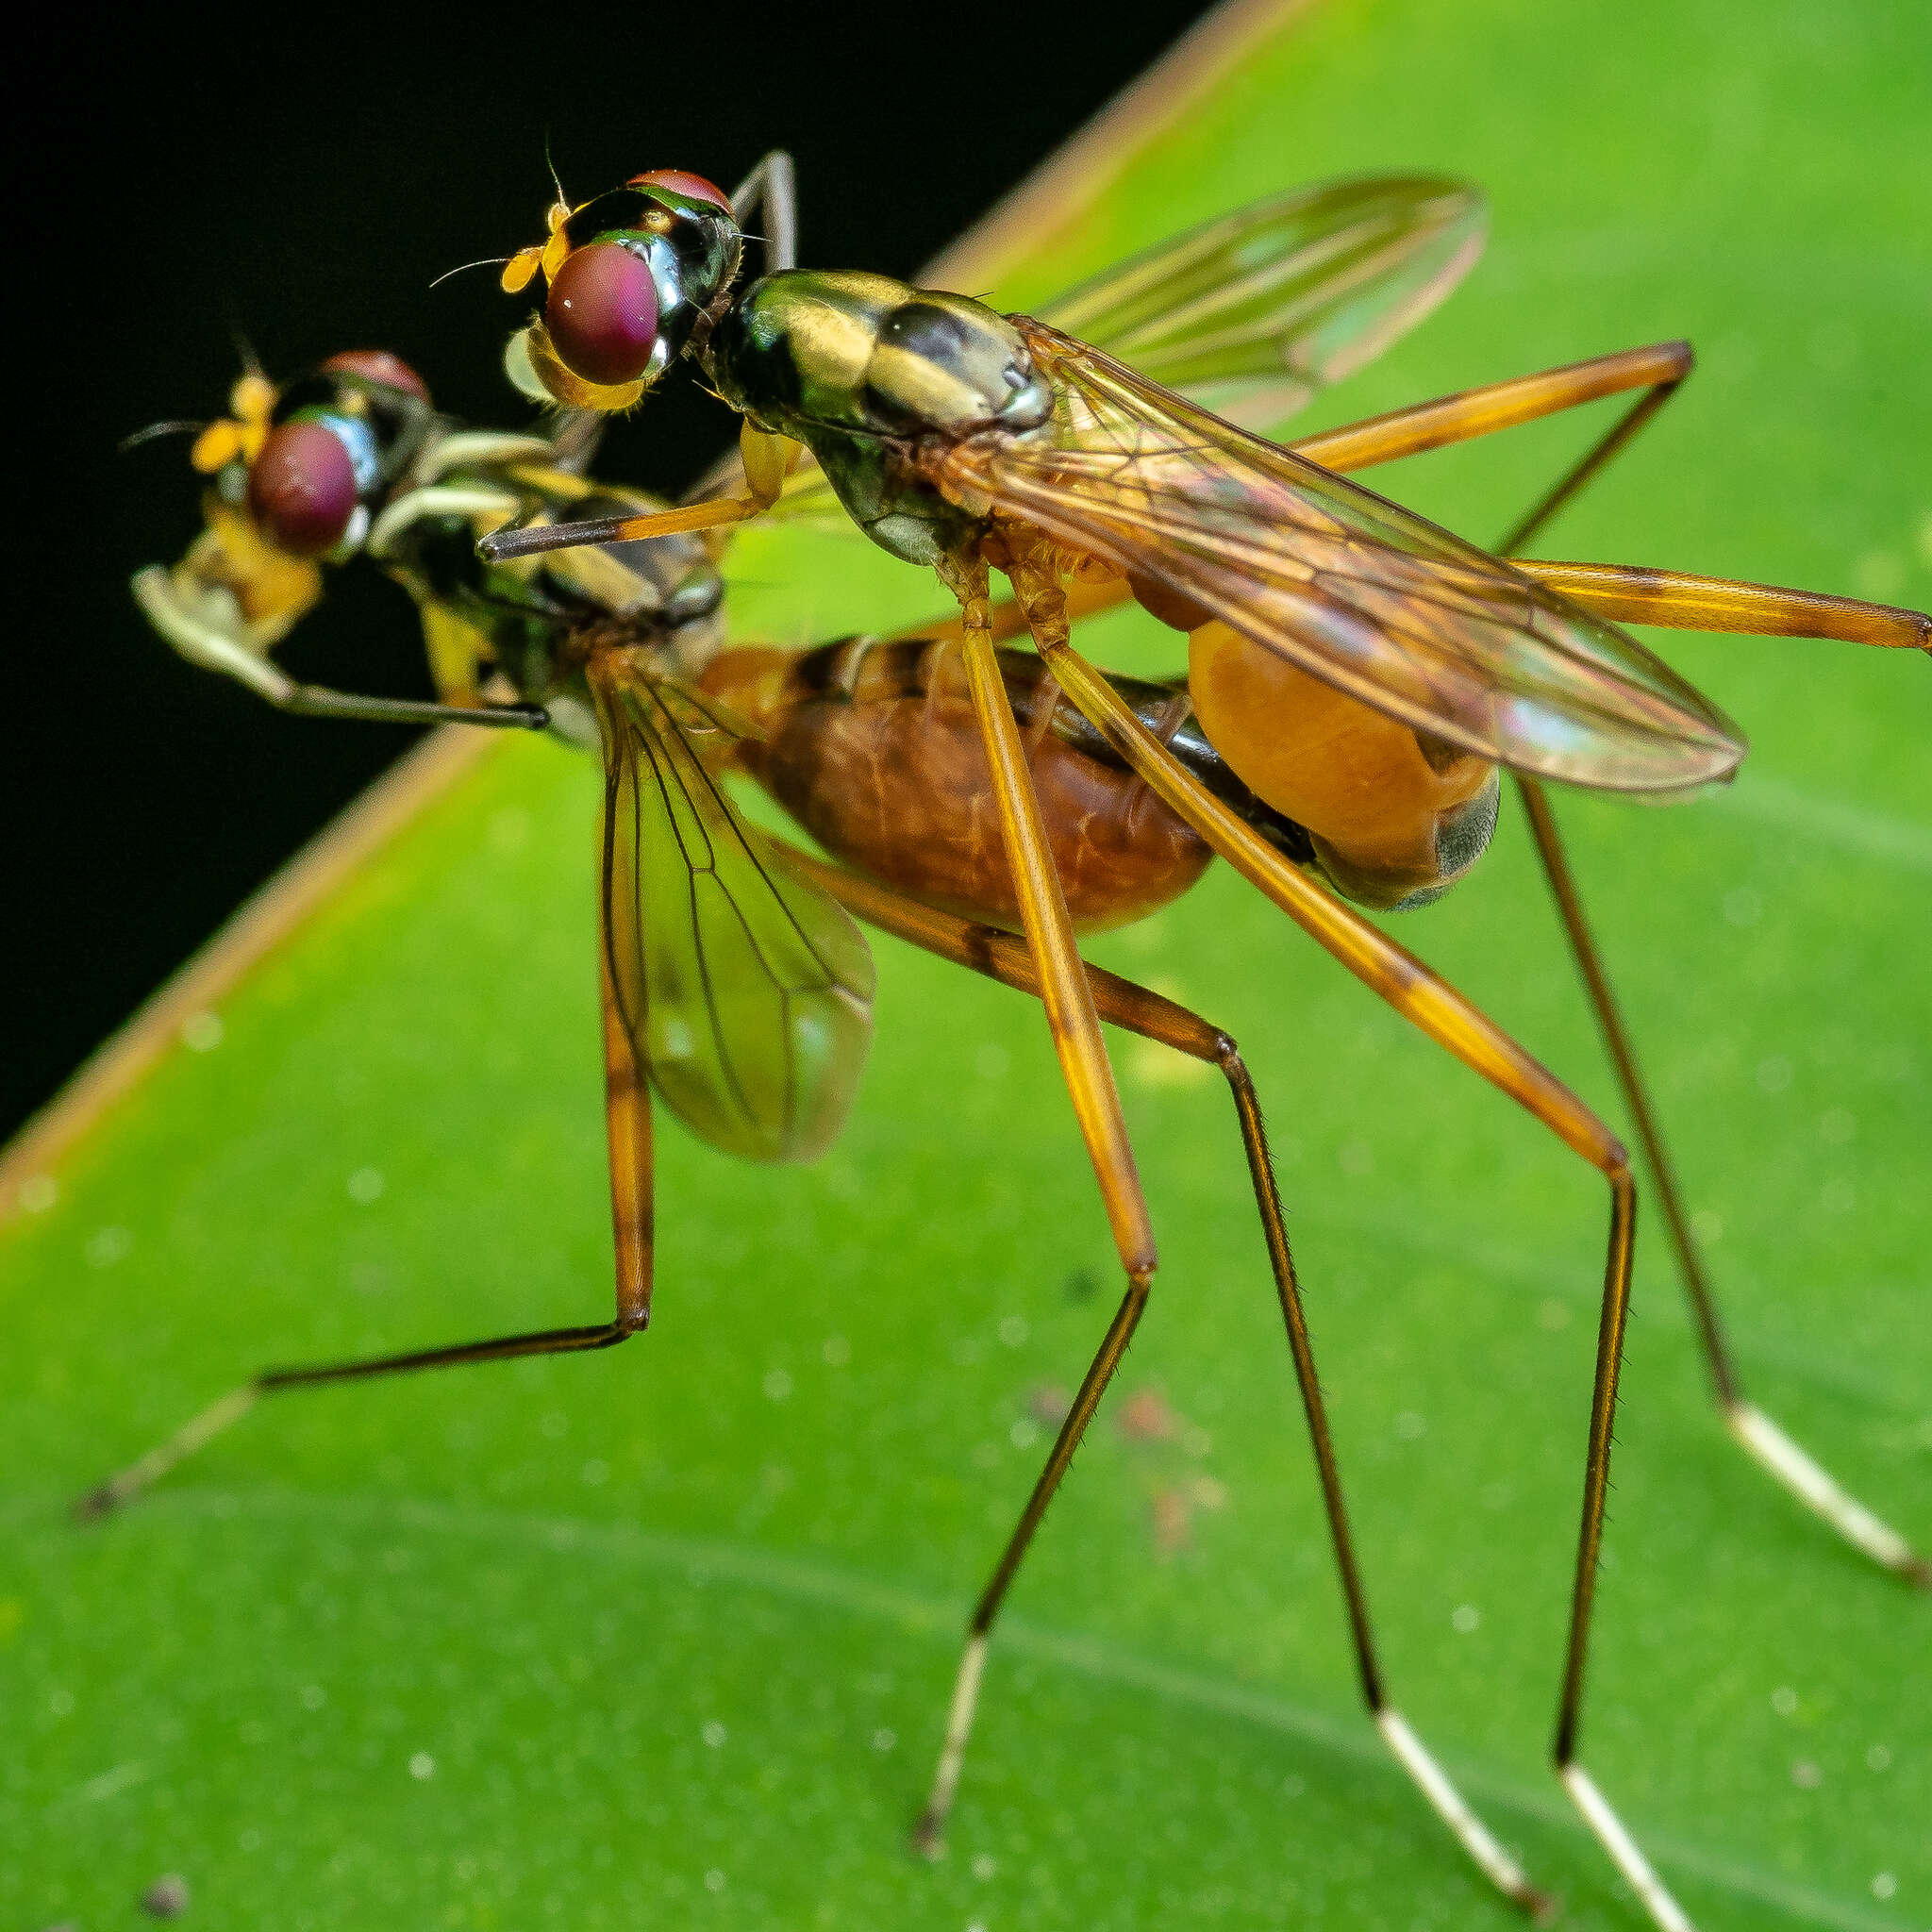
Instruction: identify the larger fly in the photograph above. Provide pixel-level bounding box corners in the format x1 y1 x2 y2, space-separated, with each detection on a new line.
476 156 1929 1932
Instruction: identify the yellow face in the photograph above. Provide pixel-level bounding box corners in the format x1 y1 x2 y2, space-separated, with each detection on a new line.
185 498 325 638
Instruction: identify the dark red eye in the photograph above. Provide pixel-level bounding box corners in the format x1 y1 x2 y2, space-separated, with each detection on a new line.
545 242 660 386
321 349 430 403
247 420 358 556
626 168 732 212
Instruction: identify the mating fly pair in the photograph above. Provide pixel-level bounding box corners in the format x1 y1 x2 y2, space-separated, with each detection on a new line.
104 157 1927 1931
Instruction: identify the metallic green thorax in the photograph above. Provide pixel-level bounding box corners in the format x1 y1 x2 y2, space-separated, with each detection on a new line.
703 270 1053 566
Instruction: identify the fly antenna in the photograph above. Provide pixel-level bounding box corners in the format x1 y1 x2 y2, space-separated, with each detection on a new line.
118 420 209 455
543 130 569 214
429 256 513 290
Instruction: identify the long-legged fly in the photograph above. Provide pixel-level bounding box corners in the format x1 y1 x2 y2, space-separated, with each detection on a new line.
467 153 1929 1930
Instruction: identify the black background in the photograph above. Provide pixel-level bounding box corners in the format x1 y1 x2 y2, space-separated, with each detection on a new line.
8 1 1222 1140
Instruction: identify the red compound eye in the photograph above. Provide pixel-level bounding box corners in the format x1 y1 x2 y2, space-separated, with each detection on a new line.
627 168 732 212
545 242 660 386
247 420 358 556
321 349 430 403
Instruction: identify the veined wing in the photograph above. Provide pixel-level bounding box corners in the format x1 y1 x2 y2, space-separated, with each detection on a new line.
1036 175 1486 433
728 175 1485 529
589 652 874 1163
925 322 1742 793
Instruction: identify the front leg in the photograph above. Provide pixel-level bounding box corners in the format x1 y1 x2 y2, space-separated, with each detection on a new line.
131 567 549 730
478 419 802 563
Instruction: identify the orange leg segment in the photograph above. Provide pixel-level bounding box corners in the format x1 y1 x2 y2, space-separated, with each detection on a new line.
780 843 1553 1910
1515 560 1928 649
74 885 657 1523
1035 633 1700 1932
1293 339 1690 486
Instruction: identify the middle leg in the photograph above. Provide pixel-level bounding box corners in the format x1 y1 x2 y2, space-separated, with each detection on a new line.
782 846 1548 1912
1037 632 1698 1931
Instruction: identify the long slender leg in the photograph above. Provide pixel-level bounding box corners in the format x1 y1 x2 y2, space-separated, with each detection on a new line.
1035 637 1694 1932
479 415 797 561
1509 562 1927 649
905 560 1929 658
1469 406 1931 1582
272 688 550 728
904 541 1165 1859
908 556 1930 658
1516 777 1929 1585
75 942 655 1521
130 566 551 727
944 544 1156 1274
1296 340 1691 497
780 846 1551 1914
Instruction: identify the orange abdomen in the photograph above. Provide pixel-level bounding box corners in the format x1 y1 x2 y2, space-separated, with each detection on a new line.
1188 621 1499 910
702 638 1213 933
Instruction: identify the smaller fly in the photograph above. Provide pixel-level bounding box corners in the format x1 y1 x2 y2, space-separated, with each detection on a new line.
127 341 878 1174
131 347 725 744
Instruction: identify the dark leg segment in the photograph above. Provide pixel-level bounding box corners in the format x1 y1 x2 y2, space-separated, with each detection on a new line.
1516 776 1928 1586
1520 778 1735 1403
775 846 1549 1913
72 1314 644 1523
915 1274 1150 1851
275 688 550 729
75 942 656 1522
1496 427 1929 1588
1036 639 1692 1928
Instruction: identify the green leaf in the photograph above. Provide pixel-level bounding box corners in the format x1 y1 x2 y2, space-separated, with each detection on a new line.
6 1 1927 1926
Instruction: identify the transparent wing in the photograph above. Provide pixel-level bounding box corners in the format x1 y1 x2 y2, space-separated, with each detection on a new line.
590 654 874 1164
926 322 1742 792
1035 175 1486 432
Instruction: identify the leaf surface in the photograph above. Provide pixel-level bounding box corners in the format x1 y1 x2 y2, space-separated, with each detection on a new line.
6 1 1928 1926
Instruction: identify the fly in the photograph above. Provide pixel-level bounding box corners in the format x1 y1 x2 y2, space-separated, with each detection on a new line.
474 154 1930 1930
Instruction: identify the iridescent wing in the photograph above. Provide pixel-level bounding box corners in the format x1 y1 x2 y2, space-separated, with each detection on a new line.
1035 174 1485 432
723 175 1485 527
589 653 874 1162
924 322 1742 793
